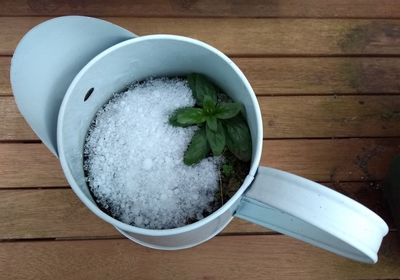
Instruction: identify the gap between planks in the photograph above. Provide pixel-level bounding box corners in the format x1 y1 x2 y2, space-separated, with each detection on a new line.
0 234 399 280
1 0 400 19
0 181 393 240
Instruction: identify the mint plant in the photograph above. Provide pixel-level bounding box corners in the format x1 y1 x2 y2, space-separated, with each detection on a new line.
169 73 252 165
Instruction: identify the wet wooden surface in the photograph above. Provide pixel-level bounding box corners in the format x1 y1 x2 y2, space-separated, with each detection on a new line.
1 1 400 279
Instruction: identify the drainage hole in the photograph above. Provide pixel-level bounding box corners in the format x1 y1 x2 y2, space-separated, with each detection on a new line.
84 87 94 102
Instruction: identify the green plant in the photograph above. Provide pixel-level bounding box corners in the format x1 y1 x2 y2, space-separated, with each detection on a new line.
169 73 252 165
222 163 234 177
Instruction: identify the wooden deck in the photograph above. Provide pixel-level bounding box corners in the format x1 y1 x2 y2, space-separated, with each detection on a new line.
1 1 400 279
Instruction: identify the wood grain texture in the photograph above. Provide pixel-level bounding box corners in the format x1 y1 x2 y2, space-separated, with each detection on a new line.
1 3 400 278
264 138 400 182
239 57 400 95
4 57 400 96
1 139 399 188
0 189 267 240
0 57 10 96
1 0 400 18
2 17 400 56
0 234 399 280
262 95 400 138
0 97 36 140
0 181 391 240
0 188 121 239
0 144 67 188
3 95 400 141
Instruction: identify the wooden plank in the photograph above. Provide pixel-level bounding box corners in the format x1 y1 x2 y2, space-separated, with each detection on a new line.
0 234 399 280
0 97 36 140
264 138 400 182
2 17 400 56
0 189 267 240
4 57 400 97
1 0 400 18
3 95 400 141
0 57 10 96
0 189 120 240
262 95 400 138
0 181 391 240
1 139 399 188
239 57 400 95
0 144 67 188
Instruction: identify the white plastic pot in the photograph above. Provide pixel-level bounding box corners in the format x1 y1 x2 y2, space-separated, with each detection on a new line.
11 16 388 263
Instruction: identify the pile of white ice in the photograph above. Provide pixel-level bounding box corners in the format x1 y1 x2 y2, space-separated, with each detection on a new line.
84 78 221 229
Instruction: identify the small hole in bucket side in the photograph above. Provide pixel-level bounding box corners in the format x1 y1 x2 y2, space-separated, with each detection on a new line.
84 88 94 102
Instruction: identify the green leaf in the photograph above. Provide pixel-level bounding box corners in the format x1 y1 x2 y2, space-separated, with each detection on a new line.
203 94 216 114
206 116 218 132
177 108 206 125
169 108 191 127
222 164 234 177
206 121 225 156
224 115 252 161
215 102 242 120
170 107 206 126
187 74 196 93
187 73 217 106
184 127 210 165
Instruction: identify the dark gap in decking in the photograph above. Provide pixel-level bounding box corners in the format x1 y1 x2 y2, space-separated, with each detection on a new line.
263 136 400 140
1 136 400 145
0 179 389 190
0 139 41 144
0 186 70 191
256 93 400 97
0 233 282 243
4 53 400 58
229 54 400 58
3 93 400 98
1 15 400 20
0 229 397 243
